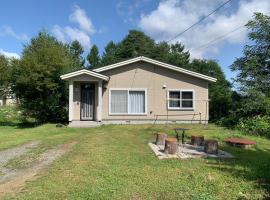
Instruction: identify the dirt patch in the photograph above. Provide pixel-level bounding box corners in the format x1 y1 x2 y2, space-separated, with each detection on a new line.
0 141 40 166
0 141 78 197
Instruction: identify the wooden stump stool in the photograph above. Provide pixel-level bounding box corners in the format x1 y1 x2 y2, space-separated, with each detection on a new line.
204 140 218 154
191 135 204 146
156 133 167 145
164 138 178 154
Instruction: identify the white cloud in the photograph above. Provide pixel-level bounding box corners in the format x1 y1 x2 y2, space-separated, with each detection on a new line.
64 26 91 47
52 5 95 48
69 5 95 34
138 0 270 58
51 25 66 42
0 26 29 41
0 49 20 59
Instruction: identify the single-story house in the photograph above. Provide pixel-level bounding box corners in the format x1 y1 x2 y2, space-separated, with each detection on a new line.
0 88 16 106
60 56 216 127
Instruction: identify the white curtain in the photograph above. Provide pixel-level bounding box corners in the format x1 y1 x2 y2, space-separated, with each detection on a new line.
169 91 180 108
129 91 145 114
111 90 128 113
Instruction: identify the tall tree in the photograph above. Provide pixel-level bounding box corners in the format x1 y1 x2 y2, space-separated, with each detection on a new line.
69 40 85 68
231 12 270 116
98 30 190 68
0 55 12 97
117 30 155 59
87 45 100 69
101 41 118 66
189 59 233 120
11 31 75 122
231 13 270 95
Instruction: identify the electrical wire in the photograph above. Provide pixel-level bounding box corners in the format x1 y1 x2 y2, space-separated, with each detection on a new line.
166 0 233 43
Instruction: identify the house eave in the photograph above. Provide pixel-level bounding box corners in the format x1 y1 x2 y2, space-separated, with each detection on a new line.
60 69 109 81
93 56 217 82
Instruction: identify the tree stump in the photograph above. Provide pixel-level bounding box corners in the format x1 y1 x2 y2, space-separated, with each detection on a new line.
156 133 167 145
164 138 178 154
191 135 204 146
204 140 218 154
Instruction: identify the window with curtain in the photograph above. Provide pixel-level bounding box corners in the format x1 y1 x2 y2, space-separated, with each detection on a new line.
168 90 194 109
169 91 180 108
110 89 146 114
110 90 128 114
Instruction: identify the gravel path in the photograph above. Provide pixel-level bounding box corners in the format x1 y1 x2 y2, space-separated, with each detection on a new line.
0 141 77 197
0 141 40 167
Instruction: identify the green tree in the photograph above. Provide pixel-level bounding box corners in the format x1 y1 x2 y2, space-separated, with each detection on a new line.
189 59 233 120
69 40 85 68
0 55 11 97
87 45 100 69
232 13 270 95
231 13 270 117
98 30 190 68
101 41 119 66
11 31 75 122
116 30 155 59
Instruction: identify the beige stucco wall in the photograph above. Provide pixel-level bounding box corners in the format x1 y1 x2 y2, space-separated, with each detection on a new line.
101 61 209 122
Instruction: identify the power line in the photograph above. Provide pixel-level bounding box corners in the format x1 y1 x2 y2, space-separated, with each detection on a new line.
190 25 246 51
189 11 270 52
166 0 233 43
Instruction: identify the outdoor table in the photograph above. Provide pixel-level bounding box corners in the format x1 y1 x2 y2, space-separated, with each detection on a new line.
173 128 190 144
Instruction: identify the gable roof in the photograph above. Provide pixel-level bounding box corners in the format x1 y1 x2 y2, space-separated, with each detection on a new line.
94 56 217 82
60 69 109 81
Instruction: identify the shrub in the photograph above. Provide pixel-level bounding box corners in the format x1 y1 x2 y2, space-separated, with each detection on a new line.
237 115 270 137
216 113 240 128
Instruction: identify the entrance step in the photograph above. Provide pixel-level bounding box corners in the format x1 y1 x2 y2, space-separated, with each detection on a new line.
69 121 101 128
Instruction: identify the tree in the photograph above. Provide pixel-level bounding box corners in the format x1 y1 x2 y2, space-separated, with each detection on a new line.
98 30 190 68
69 40 85 68
231 13 270 117
0 55 11 97
11 31 75 122
101 41 119 66
87 45 100 69
116 30 155 59
189 59 233 120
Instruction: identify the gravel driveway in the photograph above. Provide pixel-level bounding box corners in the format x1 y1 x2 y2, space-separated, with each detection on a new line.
0 141 77 197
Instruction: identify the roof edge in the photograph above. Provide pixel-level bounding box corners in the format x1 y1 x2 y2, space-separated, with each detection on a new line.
93 56 217 82
60 69 109 81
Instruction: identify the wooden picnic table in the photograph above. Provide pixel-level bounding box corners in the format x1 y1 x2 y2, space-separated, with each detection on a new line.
173 128 190 144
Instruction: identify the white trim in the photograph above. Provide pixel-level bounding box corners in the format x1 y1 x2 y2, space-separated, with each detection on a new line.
96 80 103 122
93 56 217 82
60 69 109 81
68 81 74 121
109 88 147 115
167 89 195 110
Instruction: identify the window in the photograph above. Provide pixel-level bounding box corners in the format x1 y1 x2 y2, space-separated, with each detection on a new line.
110 89 147 115
168 90 194 109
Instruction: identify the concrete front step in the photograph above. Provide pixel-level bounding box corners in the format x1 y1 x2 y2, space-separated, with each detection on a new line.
68 121 101 128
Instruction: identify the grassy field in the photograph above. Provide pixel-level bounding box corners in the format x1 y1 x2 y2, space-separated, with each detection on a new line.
0 121 269 200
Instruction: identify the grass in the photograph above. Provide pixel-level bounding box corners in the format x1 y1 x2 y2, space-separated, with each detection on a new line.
0 106 269 199
0 122 269 200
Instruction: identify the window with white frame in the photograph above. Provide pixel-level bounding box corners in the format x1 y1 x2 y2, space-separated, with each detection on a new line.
168 90 194 109
110 89 146 114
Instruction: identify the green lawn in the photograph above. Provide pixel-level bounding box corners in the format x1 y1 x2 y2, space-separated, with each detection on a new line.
0 123 270 200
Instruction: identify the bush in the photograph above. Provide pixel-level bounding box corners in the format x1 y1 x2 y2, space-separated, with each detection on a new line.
237 115 270 137
216 113 240 128
0 106 21 123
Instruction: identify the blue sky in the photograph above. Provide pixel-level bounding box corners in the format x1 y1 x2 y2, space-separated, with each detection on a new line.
0 0 269 81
